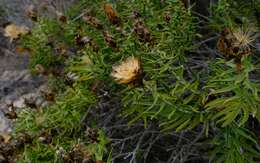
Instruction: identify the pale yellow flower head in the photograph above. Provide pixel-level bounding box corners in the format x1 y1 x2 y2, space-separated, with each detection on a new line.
232 27 256 49
111 56 142 84
4 24 29 41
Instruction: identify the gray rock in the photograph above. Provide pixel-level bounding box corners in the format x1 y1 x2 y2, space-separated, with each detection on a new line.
0 111 11 134
0 0 76 133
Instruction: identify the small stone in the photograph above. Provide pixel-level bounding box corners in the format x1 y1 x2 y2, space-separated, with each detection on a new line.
56 147 66 157
13 98 25 108
41 101 49 108
38 136 46 143
0 112 11 133
35 97 44 106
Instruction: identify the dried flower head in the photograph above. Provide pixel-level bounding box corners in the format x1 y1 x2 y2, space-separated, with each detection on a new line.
111 57 143 84
217 28 233 56
103 31 117 48
4 24 29 41
75 35 99 52
232 27 256 50
217 27 255 58
75 35 92 46
56 11 67 23
103 3 121 26
132 11 141 19
25 4 38 21
163 11 171 23
133 20 154 45
35 64 46 75
4 107 17 120
85 127 99 143
82 14 103 29
217 26 256 71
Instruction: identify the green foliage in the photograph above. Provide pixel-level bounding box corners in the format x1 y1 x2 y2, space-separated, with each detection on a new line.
14 0 260 162
20 141 57 163
209 0 259 30
20 19 65 72
16 83 95 132
69 0 197 132
205 57 260 127
14 83 97 161
208 0 232 30
88 130 110 161
47 75 67 94
209 124 260 163
122 67 203 132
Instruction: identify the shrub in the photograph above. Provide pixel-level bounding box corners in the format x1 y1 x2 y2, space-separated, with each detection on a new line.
13 0 260 162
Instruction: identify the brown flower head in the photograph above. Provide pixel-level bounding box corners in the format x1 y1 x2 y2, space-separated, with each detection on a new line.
217 27 255 58
217 26 256 71
103 3 121 26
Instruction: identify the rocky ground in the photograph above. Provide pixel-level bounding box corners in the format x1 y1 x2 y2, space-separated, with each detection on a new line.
0 3 43 135
0 0 75 136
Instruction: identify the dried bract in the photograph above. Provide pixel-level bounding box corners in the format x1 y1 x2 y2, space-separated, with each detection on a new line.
56 11 67 23
217 27 255 58
75 35 99 52
62 144 92 163
163 11 171 23
82 14 103 30
217 27 256 71
103 31 117 48
133 20 154 45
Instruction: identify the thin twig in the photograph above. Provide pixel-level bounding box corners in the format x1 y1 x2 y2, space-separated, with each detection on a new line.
72 11 87 22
